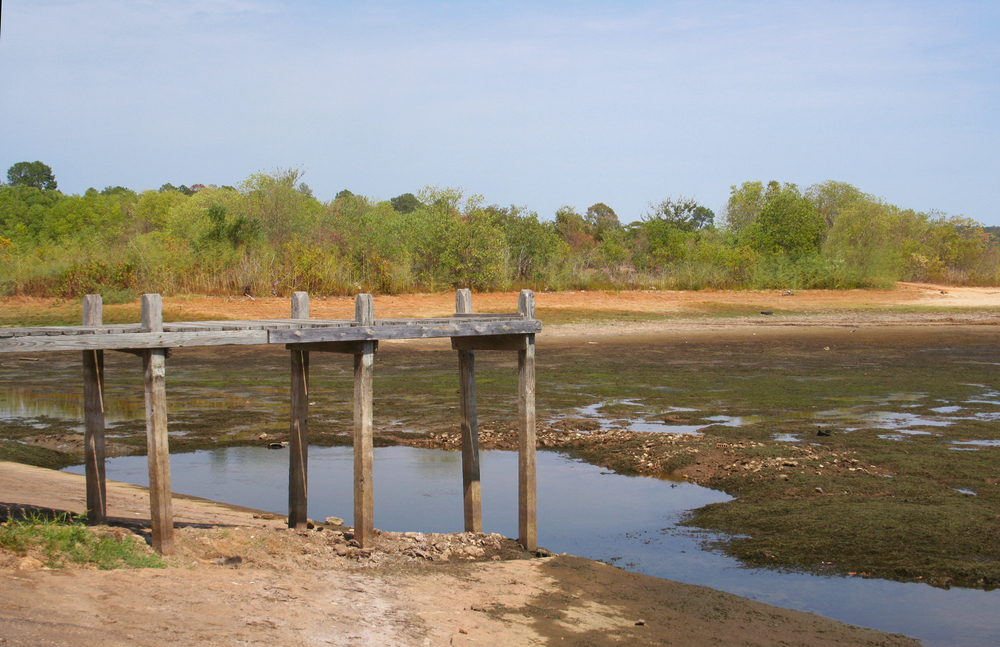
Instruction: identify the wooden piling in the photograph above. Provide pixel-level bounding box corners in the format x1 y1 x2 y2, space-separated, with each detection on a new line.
455 289 483 533
354 294 376 547
288 291 310 529
517 290 537 551
82 295 106 523
141 294 173 554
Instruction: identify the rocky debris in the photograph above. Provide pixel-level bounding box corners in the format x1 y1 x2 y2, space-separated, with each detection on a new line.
170 525 533 572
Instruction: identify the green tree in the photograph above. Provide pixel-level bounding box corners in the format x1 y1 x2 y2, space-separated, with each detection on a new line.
585 203 621 240
806 180 867 230
7 161 57 191
723 181 766 233
745 184 824 258
645 196 714 231
390 193 422 214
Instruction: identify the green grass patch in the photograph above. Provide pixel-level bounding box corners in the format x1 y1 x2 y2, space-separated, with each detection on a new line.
0 512 164 570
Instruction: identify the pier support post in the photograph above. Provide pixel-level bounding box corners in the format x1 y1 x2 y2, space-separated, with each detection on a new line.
517 290 537 551
455 289 483 533
354 294 376 547
82 295 106 523
141 294 173 555
288 292 310 529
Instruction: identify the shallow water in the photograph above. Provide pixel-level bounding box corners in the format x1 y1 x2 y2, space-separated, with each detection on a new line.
67 446 1000 647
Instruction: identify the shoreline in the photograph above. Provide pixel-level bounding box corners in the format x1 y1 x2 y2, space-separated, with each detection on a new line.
0 460 919 646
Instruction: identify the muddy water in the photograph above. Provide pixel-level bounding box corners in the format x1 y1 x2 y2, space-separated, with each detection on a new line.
66 446 999 647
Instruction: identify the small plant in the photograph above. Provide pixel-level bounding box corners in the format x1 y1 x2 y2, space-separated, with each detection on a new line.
0 512 164 570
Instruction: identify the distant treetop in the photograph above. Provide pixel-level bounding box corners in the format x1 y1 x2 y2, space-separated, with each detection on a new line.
7 161 57 190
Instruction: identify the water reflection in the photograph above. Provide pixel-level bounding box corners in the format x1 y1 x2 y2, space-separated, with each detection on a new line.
66 446 1000 647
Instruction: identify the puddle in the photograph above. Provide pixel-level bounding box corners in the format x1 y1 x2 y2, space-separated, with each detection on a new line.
932 406 963 414
65 446 1000 647
773 433 800 442
951 440 1000 447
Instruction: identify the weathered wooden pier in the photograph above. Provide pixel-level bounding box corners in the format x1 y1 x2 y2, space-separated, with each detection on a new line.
0 290 541 554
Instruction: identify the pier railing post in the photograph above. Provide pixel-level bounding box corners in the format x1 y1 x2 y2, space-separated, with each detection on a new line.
288 291 310 529
141 293 173 554
455 289 483 532
354 294 376 547
517 290 537 551
82 295 107 523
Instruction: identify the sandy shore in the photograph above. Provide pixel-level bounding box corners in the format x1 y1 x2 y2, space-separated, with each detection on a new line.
0 461 920 646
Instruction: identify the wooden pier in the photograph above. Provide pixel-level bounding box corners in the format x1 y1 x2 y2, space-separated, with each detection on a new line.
0 290 541 553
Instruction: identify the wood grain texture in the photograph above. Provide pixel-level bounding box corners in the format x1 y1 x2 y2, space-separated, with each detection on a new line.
456 290 482 532
81 295 106 524
353 342 375 547
288 292 310 529
141 295 173 554
518 333 537 551
143 348 173 555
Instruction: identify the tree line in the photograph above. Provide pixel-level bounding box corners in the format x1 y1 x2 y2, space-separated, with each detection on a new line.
0 162 995 301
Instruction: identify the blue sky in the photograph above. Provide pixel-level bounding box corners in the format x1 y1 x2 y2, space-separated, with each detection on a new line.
2 1 998 224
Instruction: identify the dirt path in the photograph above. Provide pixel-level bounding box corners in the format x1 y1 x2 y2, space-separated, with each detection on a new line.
0 463 918 647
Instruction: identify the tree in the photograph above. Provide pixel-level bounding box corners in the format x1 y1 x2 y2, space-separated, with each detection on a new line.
745 183 824 258
585 203 620 240
7 161 57 190
805 180 866 230
644 196 714 231
390 192 422 214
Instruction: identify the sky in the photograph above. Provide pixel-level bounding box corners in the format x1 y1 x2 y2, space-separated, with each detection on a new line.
2 0 998 224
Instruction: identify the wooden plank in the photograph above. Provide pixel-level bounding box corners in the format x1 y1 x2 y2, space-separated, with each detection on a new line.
518 331 537 551
141 294 173 555
451 334 529 351
288 292 309 529
354 294 375 548
82 295 106 524
284 341 379 354
455 289 482 533
0 329 270 352
453 312 521 319
270 319 541 344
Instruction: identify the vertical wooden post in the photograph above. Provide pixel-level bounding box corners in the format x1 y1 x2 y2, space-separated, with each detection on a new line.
82 295 106 523
141 294 173 555
456 289 483 533
288 291 310 529
354 294 376 547
517 290 537 551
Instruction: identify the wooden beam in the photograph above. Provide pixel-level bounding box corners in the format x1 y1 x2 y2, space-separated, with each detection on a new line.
0 329 269 353
455 289 483 533
269 318 540 345
284 340 379 354
518 290 537 551
82 295 106 524
288 292 309 529
451 334 529 351
354 294 376 548
141 294 173 555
